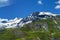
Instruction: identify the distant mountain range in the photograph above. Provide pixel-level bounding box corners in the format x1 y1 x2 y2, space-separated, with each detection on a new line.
0 12 60 29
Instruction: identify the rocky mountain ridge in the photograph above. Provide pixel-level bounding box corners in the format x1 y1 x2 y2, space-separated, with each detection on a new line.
0 12 60 29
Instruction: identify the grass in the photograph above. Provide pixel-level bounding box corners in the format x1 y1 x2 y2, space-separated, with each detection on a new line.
0 18 60 40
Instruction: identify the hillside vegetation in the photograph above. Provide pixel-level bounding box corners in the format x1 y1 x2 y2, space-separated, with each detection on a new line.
0 18 60 40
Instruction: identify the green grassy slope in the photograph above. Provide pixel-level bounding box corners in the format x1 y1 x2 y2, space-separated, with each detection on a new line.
0 18 60 40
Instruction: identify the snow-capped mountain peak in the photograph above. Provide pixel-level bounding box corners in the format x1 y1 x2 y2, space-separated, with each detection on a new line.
39 12 57 16
0 18 23 28
0 12 59 29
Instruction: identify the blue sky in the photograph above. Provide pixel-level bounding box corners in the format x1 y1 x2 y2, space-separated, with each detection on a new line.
0 0 60 19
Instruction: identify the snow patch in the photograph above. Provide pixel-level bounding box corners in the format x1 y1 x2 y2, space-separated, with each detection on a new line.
39 12 57 16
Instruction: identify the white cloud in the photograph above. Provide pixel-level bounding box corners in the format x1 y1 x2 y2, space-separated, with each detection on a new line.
38 0 42 5
56 0 60 4
0 0 8 3
0 0 10 7
55 0 60 9
55 5 60 9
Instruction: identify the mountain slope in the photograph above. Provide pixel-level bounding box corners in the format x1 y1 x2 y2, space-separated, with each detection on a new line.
20 18 60 40
0 12 60 29
0 14 60 40
0 12 60 40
